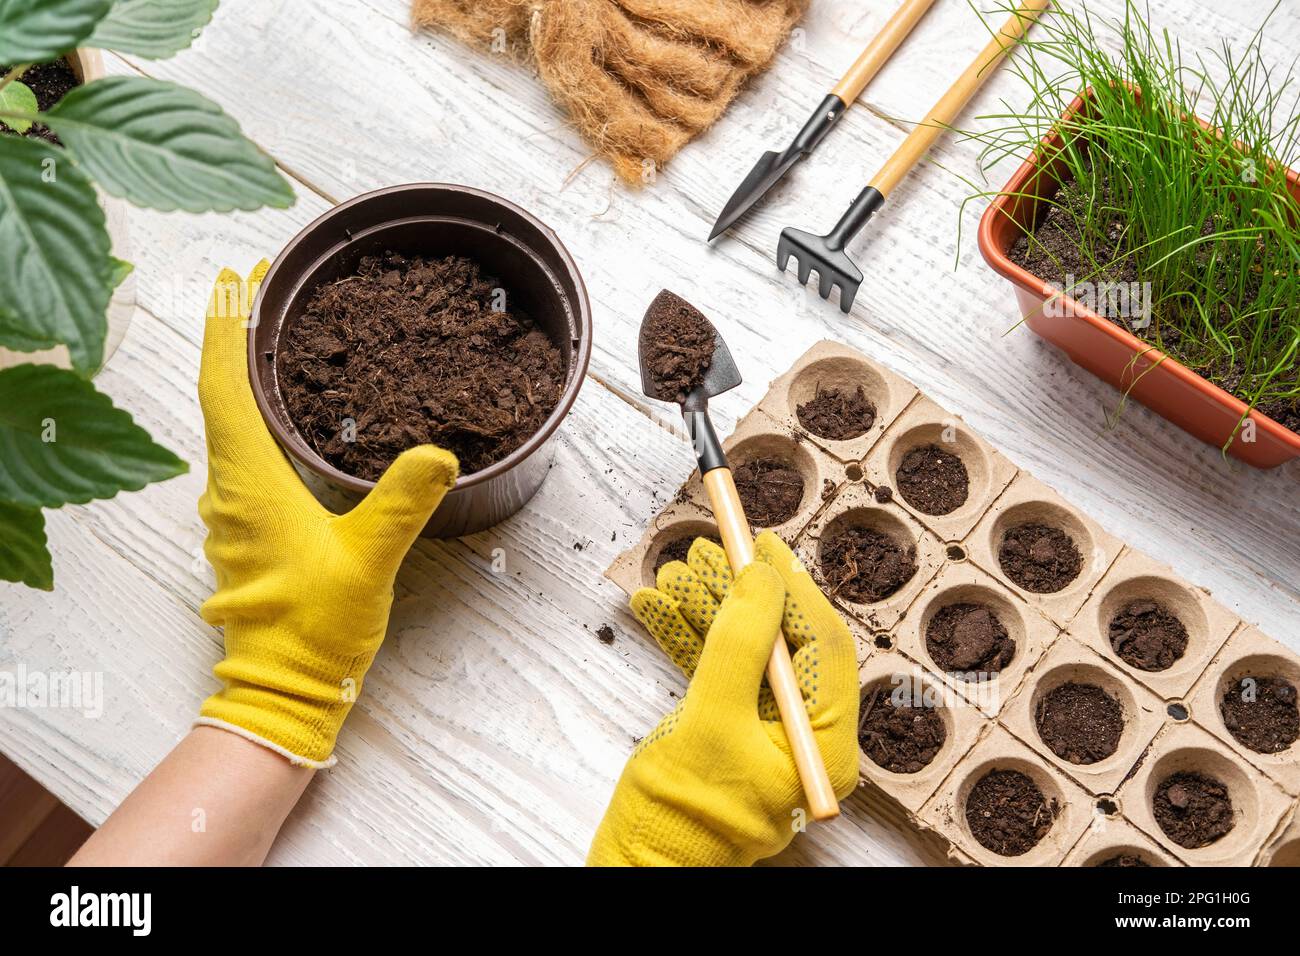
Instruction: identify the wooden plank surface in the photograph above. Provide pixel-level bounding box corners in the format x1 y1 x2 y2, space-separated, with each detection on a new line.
1 0 1298 866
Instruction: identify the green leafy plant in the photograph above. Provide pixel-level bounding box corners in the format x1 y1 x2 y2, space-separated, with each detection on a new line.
0 0 294 589
960 1 1300 443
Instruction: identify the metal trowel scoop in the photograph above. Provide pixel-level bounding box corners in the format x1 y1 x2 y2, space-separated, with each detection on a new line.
637 290 839 822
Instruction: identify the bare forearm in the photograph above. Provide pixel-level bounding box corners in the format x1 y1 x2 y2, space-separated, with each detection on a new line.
69 726 313 867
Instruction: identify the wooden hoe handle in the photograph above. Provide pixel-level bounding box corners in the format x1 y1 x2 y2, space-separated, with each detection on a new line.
832 0 940 105
871 0 1050 197
702 468 841 822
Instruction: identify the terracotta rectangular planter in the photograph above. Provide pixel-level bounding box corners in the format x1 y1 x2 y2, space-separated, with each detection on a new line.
977 92 1300 468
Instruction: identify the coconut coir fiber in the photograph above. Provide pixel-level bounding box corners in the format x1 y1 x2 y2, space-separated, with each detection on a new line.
279 253 564 481
411 0 808 184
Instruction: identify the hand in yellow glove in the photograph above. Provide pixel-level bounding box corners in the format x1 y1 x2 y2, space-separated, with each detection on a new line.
589 532 860 866
194 264 459 767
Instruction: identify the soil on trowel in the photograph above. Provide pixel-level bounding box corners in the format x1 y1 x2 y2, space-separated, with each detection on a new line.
1034 681 1124 764
652 534 721 573
895 444 969 516
1108 599 1188 672
858 684 947 774
998 523 1082 593
0 59 77 143
1219 676 1299 755
819 525 916 603
925 603 1015 677
965 768 1058 856
1152 771 1235 849
641 290 716 403
1095 853 1151 867
733 456 804 527
796 385 877 440
279 253 564 481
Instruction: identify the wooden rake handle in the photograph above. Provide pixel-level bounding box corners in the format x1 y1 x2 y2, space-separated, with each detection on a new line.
871 0 1050 197
702 468 840 822
831 0 940 105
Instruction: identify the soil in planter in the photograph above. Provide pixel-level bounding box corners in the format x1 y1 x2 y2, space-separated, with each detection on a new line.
641 291 715 403
0 60 77 144
965 768 1058 856
1219 676 1299 755
733 456 803 527
858 684 947 774
1108 599 1188 672
279 253 564 481
819 524 916 603
796 385 877 440
653 534 721 573
998 523 1082 593
1034 681 1124 764
925 603 1015 676
895 444 969 516
1152 770 1235 849
1095 853 1151 867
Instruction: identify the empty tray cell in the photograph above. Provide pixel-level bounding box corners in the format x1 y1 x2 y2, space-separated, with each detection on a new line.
1118 721 1292 866
920 725 1092 867
863 396 1017 542
603 499 719 597
1000 635 1166 795
966 473 1123 628
1072 548 1239 700
1187 625 1300 795
894 562 1059 717
1257 802 1300 866
756 340 917 463
1062 816 1184 867
797 482 945 631
680 409 841 542
856 651 991 813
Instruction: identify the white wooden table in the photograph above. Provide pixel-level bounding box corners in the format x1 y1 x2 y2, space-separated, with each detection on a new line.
2 0 1297 866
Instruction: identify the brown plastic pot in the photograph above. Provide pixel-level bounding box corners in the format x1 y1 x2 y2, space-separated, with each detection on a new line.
978 91 1300 468
248 183 592 537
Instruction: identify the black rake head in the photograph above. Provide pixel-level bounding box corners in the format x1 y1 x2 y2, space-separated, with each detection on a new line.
777 227 864 314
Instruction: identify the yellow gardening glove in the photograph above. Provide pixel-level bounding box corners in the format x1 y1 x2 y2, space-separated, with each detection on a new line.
194 264 459 767
589 532 859 866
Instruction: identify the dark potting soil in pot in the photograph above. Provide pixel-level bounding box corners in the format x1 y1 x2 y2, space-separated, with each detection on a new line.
1220 676 1299 755
796 385 877 440
998 523 1082 593
1095 853 1151 867
0 59 77 143
1108 599 1188 672
733 456 803 527
819 524 916 603
858 685 946 774
1034 681 1124 764
965 768 1058 856
641 290 715 403
652 534 721 573
278 253 565 481
895 444 969 516
925 603 1015 677
1152 770 1235 849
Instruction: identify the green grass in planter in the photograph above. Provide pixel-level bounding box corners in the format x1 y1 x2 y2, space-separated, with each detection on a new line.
960 1 1300 432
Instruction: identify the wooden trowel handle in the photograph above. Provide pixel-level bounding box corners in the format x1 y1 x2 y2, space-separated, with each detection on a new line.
702 468 841 822
832 0 940 105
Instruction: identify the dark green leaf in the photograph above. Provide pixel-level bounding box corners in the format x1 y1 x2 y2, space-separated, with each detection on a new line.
0 363 187 508
85 0 219 58
0 80 38 134
44 76 294 212
0 501 52 589
0 0 115 62
0 135 113 372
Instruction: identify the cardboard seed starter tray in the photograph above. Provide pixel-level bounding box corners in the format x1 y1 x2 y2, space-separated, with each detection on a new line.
605 342 1300 866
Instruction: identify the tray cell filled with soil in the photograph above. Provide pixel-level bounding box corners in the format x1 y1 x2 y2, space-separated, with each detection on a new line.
896 563 1056 717
680 411 840 539
856 654 989 812
864 397 1017 541
603 500 721 595
1119 722 1291 866
1000 636 1166 794
757 341 918 463
1188 626 1300 795
967 474 1122 627
798 483 944 631
921 726 1090 866
1074 550 1239 700
1062 816 1182 867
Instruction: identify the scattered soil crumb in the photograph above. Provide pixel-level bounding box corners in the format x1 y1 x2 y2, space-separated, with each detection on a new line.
998 523 1082 593
873 485 894 504
796 384 877 440
1034 681 1124 764
1153 770 1235 849
596 624 616 645
641 290 715 403
965 769 1057 856
1109 599 1188 671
